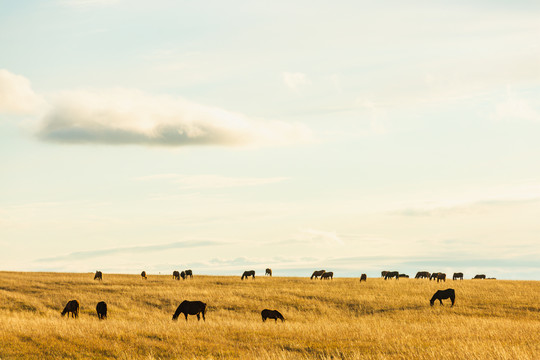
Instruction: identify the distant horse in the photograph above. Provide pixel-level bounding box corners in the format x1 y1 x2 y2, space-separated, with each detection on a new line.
141 271 147 280
320 271 333 280
96 301 107 320
265 268 272 276
261 309 284 322
172 300 206 321
381 271 389 278
311 270 326 280
61 300 79 318
180 271 186 280
241 270 255 280
185 269 193 279
399 274 409 278
94 271 102 281
360 274 367 282
453 272 463 280
430 272 440 281
415 271 430 279
473 274 486 279
430 289 455 307
384 271 399 280
173 271 180 280
437 273 446 282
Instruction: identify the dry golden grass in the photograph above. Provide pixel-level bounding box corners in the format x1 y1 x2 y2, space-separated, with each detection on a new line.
0 271 539 359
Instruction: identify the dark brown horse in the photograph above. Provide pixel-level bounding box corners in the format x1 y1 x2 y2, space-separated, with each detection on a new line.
473 274 486 279
261 309 284 322
241 270 255 280
96 301 107 320
430 289 455 307
61 300 79 318
360 274 367 282
94 271 102 281
265 268 272 276
141 271 147 280
172 300 206 321
399 274 409 278
381 271 389 278
311 270 326 279
180 271 186 280
320 271 333 280
384 271 399 280
173 271 180 280
452 272 463 280
430 272 440 281
437 273 446 282
415 271 430 279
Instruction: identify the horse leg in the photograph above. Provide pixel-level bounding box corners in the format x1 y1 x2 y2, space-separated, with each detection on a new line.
439 299 443 305
184 313 188 321
197 314 200 321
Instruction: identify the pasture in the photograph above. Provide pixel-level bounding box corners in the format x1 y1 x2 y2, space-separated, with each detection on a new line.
0 271 539 359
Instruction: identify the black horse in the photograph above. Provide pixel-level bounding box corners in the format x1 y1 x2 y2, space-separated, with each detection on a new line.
173 271 180 280
453 272 463 280
320 271 333 280
94 271 102 281
311 270 325 279
61 300 79 318
241 270 255 280
180 271 186 280
96 301 107 320
265 268 272 276
384 271 399 280
415 271 430 279
473 274 486 279
261 309 284 322
141 271 147 280
430 289 455 307
359 274 367 282
185 269 193 279
172 300 206 321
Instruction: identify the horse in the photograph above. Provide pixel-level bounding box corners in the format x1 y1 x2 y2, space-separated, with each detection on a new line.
430 289 455 307
94 271 102 281
430 272 440 281
265 268 272 276
141 271 147 280
61 300 79 318
399 274 409 278
381 271 389 278
452 272 463 280
473 274 486 279
96 301 107 320
261 309 284 322
173 271 180 280
384 271 399 280
180 271 186 280
172 300 206 321
311 270 326 280
437 273 446 282
415 271 430 279
320 271 333 280
359 274 367 282
185 269 193 279
241 270 255 280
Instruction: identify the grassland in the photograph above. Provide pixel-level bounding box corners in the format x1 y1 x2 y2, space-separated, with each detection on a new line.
0 271 539 359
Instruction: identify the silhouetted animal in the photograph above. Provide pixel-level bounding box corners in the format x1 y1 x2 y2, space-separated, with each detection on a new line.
311 270 326 280
241 270 255 280
61 300 79 318
360 274 367 282
172 300 206 321
173 271 180 280
453 272 463 280
141 271 147 280
384 271 399 280
96 301 107 320
430 272 441 281
265 268 272 276
415 271 430 279
430 289 455 307
94 271 102 281
437 273 446 282
180 271 186 280
321 271 333 280
381 271 389 278
399 274 409 278
261 309 284 322
185 269 193 278
473 274 486 279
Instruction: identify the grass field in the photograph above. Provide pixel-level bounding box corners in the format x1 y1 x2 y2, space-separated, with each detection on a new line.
0 271 539 359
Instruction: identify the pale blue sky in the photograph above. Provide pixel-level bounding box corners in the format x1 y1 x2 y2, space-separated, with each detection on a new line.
1 1 539 279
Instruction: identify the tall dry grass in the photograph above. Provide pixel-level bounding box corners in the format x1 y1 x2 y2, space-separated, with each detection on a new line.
0 271 539 359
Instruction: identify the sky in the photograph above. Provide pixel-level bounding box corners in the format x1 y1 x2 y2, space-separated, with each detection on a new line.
1 0 540 279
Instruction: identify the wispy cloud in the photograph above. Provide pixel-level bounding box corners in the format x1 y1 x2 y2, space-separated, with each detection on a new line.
0 69 45 116
136 174 288 189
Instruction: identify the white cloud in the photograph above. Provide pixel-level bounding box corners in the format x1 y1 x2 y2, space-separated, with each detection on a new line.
37 88 312 147
136 174 288 189
282 72 311 92
0 69 45 115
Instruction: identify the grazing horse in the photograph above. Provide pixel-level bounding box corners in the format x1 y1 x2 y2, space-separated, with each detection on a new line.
172 300 206 321
453 272 463 280
185 269 193 279
437 273 446 282
381 271 389 278
141 271 147 280
430 289 455 307
94 271 102 281
384 271 399 280
180 271 186 280
265 268 272 276
241 270 255 280
430 272 440 281
96 301 107 320
261 309 284 322
61 300 79 318
320 271 333 280
415 271 430 279
173 271 180 280
473 274 486 279
311 270 326 280
399 274 409 278
360 274 367 282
